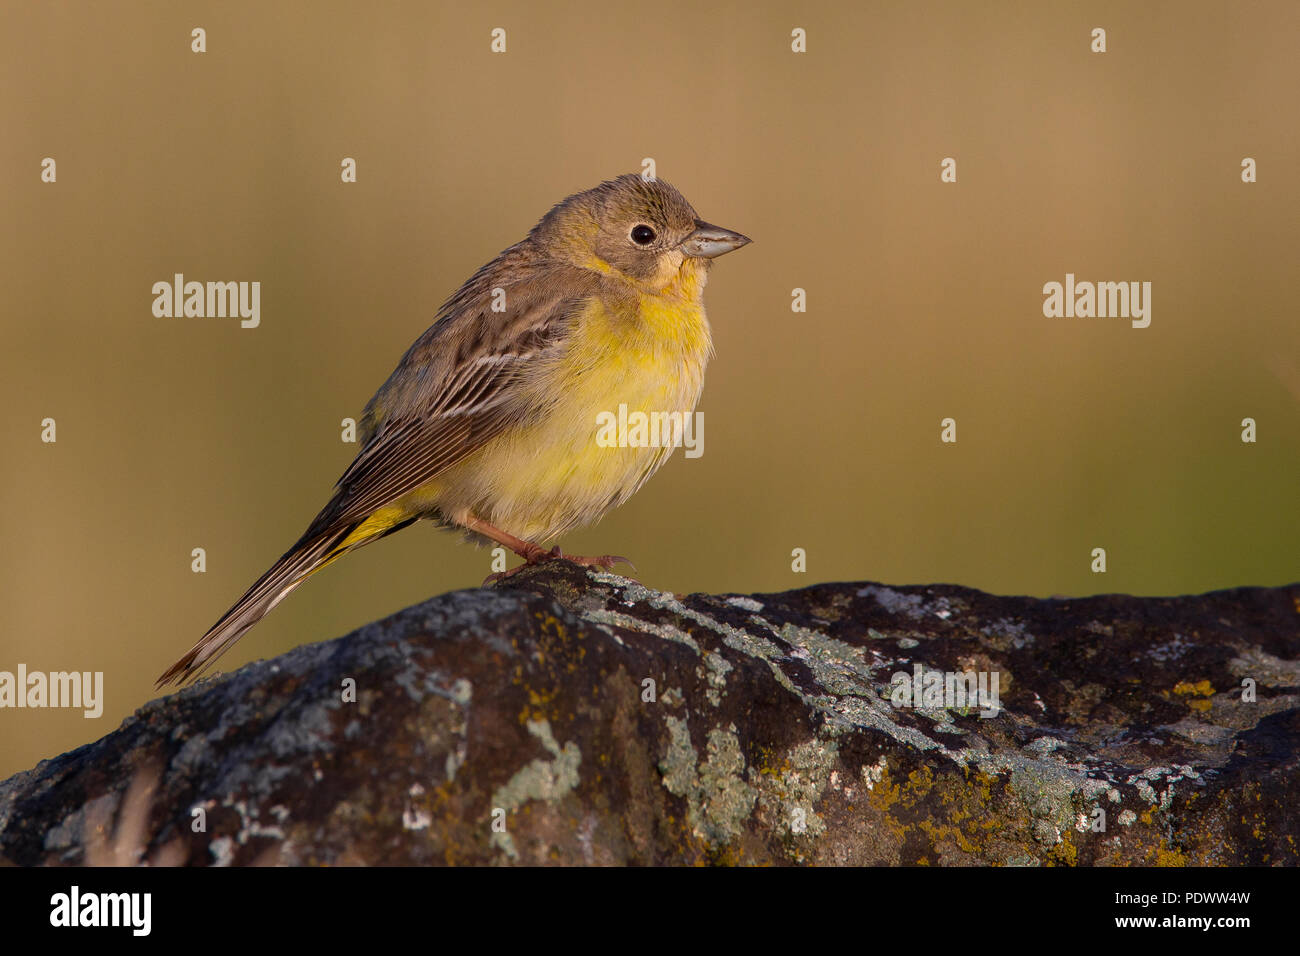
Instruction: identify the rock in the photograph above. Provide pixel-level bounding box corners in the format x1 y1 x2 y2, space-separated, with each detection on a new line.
1 564 1297 865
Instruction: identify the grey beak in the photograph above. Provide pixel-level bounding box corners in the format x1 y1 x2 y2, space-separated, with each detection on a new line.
679 220 752 259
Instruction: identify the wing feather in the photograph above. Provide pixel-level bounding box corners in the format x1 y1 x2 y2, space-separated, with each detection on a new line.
309 257 600 534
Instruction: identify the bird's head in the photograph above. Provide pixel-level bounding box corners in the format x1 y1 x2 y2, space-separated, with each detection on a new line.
533 174 750 294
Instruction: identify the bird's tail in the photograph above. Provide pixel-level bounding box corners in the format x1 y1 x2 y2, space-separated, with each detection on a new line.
156 508 413 687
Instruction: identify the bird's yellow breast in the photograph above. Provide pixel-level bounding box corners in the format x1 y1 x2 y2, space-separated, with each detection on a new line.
425 271 713 542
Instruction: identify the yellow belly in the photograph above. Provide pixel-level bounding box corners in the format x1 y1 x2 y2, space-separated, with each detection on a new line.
414 289 712 543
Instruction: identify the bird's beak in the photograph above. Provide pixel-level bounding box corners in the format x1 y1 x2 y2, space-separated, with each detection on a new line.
679 220 752 259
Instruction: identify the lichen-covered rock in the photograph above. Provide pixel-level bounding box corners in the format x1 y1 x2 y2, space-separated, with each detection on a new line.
2 564 1297 865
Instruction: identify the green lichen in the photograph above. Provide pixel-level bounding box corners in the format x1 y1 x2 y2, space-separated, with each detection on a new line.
702 652 732 707
658 716 756 847
755 738 838 840
489 720 581 860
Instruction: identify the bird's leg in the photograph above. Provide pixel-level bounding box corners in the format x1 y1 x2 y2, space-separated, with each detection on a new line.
461 514 634 584
462 514 555 564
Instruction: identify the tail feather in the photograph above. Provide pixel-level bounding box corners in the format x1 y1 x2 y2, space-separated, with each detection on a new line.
157 508 415 687
156 530 346 687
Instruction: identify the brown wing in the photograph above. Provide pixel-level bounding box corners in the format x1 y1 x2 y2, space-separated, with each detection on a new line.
306 251 600 535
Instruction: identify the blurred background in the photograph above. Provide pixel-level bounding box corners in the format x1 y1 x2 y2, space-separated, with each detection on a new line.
2 0 1297 778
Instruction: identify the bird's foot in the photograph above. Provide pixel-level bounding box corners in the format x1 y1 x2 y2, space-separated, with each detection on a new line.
481 545 555 585
554 549 636 573
481 547 635 585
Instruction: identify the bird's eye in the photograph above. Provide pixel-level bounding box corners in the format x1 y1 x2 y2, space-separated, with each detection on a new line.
630 224 656 245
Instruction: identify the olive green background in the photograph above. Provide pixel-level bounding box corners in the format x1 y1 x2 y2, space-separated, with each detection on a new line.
2 1 1297 779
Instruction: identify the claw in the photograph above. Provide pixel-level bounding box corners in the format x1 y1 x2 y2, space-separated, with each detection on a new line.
569 554 636 573
481 549 635 586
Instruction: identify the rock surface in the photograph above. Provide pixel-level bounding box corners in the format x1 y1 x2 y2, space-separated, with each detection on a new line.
2 565 1298 865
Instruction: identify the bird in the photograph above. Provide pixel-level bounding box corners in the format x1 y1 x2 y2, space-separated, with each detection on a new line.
157 174 750 687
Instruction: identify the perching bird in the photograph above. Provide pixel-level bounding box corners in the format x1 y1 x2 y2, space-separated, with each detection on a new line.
158 174 750 686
